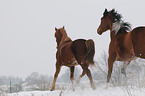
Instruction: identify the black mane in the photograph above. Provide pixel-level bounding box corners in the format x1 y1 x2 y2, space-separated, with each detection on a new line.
108 9 131 32
121 22 131 32
108 9 122 22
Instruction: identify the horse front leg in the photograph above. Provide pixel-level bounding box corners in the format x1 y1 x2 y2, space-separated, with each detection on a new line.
106 53 116 88
51 64 61 91
70 66 75 90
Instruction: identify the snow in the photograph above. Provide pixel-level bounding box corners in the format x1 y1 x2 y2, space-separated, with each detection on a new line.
6 85 145 96
3 58 145 96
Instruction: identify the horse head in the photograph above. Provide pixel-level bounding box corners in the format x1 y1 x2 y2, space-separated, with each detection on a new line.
55 26 71 48
97 9 131 35
97 9 122 35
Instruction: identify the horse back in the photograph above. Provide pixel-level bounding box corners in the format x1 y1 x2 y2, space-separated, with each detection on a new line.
131 27 145 58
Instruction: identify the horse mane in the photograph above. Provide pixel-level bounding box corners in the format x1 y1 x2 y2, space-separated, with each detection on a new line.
107 9 131 34
108 9 122 22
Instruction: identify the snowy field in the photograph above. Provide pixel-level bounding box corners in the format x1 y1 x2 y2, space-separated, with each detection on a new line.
2 58 145 96
6 86 145 96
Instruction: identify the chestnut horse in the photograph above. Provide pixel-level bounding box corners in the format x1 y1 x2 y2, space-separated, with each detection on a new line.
51 26 96 90
97 9 145 85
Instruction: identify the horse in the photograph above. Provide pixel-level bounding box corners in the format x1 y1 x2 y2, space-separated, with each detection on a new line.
51 26 96 91
97 9 145 86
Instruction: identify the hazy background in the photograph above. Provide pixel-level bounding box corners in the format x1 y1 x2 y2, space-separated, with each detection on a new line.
0 0 145 79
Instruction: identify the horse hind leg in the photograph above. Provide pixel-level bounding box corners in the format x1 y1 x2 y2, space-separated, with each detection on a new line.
81 64 96 90
76 71 85 84
121 61 131 77
70 66 75 91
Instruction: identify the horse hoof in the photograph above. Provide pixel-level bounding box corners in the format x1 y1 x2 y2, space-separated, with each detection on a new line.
92 86 96 90
76 81 80 84
76 79 80 84
50 89 54 91
92 88 96 90
104 83 109 89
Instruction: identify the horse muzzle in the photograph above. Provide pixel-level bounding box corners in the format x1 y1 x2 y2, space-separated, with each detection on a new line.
97 30 103 35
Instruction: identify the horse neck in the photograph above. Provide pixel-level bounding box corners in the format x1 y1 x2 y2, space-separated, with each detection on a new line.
58 36 72 48
109 20 127 40
107 19 116 40
110 30 116 40
110 28 128 40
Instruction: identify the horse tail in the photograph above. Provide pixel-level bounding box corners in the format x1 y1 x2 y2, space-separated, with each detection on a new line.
85 39 95 65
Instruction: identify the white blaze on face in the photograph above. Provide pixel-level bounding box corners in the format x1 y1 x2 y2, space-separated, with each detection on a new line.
112 21 122 34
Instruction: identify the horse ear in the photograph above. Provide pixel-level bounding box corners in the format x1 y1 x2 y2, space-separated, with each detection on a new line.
111 9 115 13
55 27 57 31
63 26 65 29
105 8 108 12
103 8 108 16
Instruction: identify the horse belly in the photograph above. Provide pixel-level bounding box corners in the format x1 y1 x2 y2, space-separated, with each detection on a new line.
117 48 135 61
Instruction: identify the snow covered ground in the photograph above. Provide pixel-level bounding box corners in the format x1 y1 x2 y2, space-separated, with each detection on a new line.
6 86 145 96
3 58 145 96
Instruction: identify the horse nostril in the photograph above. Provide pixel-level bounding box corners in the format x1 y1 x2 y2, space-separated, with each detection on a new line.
98 32 101 35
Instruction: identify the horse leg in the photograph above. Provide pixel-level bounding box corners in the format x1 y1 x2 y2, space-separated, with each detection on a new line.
76 71 85 84
81 64 96 89
106 53 116 88
121 61 131 76
70 66 75 90
51 64 61 91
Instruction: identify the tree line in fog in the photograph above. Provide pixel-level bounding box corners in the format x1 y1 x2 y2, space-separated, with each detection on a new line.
1 52 145 93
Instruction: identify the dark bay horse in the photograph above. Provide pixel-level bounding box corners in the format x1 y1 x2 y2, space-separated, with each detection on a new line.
51 26 96 90
97 9 145 86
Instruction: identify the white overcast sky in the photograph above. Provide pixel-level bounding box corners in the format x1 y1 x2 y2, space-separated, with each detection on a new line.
0 0 145 79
